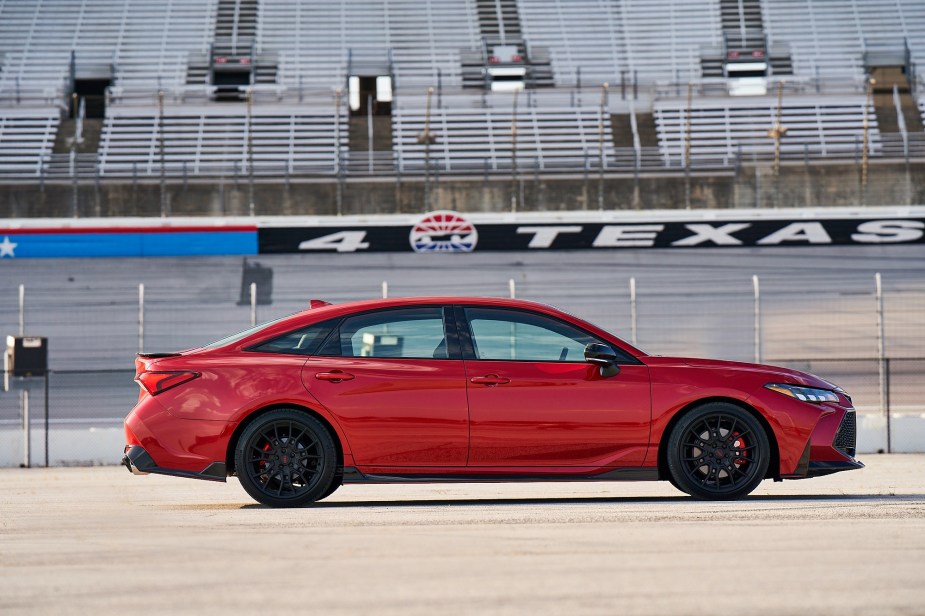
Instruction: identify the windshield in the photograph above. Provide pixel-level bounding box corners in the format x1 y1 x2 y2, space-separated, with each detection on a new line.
203 313 299 349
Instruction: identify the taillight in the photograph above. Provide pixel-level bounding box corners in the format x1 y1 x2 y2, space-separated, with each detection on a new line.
135 371 200 395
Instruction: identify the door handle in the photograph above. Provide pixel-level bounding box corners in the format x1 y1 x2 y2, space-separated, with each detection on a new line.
315 371 355 383
470 375 510 386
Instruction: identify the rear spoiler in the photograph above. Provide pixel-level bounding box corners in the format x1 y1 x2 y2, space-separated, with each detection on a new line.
137 353 182 359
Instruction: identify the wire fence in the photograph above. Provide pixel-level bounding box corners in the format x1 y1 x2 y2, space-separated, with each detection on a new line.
0 265 923 466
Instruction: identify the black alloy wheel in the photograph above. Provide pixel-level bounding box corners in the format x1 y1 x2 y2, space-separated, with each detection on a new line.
666 402 770 500
234 409 337 507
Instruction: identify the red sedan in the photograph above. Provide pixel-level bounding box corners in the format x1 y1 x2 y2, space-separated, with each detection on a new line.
122 297 861 507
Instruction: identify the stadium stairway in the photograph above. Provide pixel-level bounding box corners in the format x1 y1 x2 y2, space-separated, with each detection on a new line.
469 0 554 89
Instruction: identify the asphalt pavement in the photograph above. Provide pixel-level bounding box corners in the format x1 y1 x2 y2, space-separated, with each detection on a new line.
1 454 923 615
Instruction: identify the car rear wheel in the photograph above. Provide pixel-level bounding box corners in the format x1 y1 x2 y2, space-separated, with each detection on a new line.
315 468 344 501
666 402 769 500
234 409 337 508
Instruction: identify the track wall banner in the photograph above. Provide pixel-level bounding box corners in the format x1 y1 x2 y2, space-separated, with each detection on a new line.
259 211 925 254
1 208 923 258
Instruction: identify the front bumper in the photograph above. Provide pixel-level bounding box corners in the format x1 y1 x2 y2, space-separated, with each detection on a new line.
122 445 227 482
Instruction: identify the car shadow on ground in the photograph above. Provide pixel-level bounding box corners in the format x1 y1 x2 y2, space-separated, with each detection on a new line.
230 492 923 510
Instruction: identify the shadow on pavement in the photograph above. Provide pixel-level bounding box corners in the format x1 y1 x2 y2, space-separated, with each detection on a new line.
230 492 922 510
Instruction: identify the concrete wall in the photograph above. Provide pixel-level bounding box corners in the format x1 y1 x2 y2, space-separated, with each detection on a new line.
3 162 924 218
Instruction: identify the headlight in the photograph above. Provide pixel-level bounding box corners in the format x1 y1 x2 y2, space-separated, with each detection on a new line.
764 383 839 403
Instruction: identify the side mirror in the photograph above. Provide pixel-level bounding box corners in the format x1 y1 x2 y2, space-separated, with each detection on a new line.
584 343 620 378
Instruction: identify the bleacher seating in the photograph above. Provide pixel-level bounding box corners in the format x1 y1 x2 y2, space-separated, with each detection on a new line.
0 108 60 176
393 105 616 172
518 0 722 87
762 0 925 81
97 104 346 176
257 0 482 90
653 95 881 165
0 0 217 99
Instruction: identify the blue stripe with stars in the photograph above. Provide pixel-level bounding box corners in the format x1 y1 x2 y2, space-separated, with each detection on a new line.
0 231 257 259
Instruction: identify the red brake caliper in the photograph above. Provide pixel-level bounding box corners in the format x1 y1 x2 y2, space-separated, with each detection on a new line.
732 432 747 466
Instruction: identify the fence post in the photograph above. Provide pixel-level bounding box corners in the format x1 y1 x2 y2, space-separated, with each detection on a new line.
630 277 638 347
44 371 49 468
508 278 516 299
753 274 761 363
885 358 892 454
875 272 888 450
21 389 30 468
382 281 389 299
19 284 25 335
138 283 145 354
250 282 257 326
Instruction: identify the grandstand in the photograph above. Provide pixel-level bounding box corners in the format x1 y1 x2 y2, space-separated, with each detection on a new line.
0 0 923 213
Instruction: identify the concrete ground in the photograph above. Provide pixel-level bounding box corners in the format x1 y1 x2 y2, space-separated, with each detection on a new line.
2 456 924 615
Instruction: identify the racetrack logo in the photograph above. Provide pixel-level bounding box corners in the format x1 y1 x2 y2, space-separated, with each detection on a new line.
410 211 478 253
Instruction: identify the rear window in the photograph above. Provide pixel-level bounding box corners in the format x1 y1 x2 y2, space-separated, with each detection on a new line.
202 314 301 349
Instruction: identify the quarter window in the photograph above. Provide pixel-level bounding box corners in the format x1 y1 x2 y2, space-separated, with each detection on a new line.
465 308 616 362
249 321 335 356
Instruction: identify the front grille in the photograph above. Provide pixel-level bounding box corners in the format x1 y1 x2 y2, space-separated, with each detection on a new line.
833 411 857 458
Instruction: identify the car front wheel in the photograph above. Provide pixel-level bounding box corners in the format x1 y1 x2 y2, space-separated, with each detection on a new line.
666 402 770 500
234 409 337 507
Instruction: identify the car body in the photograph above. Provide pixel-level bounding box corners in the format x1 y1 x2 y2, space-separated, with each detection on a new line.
122 296 862 507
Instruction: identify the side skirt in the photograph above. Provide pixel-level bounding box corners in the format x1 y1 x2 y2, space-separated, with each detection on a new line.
342 466 659 484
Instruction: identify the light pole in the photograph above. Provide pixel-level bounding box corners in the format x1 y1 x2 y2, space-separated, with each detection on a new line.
510 89 519 213
418 87 436 212
598 82 609 210
767 80 788 177
158 90 167 217
862 77 875 190
246 88 254 216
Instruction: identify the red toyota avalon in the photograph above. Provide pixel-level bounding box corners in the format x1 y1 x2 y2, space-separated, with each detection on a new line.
123 297 861 507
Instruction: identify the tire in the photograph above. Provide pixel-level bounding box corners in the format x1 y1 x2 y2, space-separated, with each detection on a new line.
234 409 338 508
666 474 689 495
666 402 770 500
315 467 344 501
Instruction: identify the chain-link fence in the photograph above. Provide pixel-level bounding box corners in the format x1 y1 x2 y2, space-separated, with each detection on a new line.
1 256 923 465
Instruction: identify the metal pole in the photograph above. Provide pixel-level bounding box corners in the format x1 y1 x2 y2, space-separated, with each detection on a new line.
598 82 609 211
510 89 519 213
367 94 374 174
629 277 638 347
684 82 693 209
71 93 79 218
424 87 434 212
335 88 343 216
159 90 167 217
44 372 49 468
508 278 516 299
684 82 693 170
21 389 30 468
770 80 786 177
250 282 257 326
753 274 761 364
862 78 874 189
876 272 887 422
247 89 255 216
138 283 145 354
19 284 25 335
382 281 389 299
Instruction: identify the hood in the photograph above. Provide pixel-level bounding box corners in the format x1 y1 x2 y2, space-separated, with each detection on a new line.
642 356 838 389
